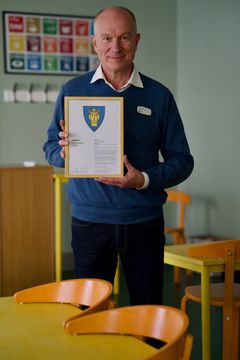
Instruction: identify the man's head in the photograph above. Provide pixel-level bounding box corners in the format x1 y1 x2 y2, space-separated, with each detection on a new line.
92 7 140 77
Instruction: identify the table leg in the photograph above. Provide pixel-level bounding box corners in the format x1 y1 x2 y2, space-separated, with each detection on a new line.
201 267 211 360
55 177 62 281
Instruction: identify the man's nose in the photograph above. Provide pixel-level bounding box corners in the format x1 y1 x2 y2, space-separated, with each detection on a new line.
111 38 121 50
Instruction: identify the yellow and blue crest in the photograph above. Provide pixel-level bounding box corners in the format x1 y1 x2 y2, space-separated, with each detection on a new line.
83 106 105 132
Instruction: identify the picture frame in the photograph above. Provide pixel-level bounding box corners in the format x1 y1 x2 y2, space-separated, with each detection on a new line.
64 96 124 178
2 11 99 75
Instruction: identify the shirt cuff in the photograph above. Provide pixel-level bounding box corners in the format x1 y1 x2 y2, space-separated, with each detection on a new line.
136 172 149 190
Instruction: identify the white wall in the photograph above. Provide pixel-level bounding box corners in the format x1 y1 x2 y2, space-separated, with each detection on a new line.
177 0 240 238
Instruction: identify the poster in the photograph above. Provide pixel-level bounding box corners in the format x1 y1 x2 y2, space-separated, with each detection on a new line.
3 11 99 75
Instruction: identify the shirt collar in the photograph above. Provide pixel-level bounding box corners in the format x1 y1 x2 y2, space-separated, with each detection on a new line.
90 65 144 91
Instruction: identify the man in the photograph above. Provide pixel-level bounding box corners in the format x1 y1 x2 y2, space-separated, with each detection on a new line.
43 6 194 306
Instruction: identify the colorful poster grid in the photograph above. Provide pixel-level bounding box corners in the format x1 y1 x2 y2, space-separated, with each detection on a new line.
3 11 99 75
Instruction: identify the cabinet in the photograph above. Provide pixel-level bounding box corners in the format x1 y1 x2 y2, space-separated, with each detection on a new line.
0 166 54 296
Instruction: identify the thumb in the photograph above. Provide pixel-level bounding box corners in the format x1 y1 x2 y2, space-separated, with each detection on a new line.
124 155 133 172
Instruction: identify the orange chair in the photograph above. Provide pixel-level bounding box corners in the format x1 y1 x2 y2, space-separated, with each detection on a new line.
65 304 193 360
14 278 113 322
165 190 192 283
181 240 240 360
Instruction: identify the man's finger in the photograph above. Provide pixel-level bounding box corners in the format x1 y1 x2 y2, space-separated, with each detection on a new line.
60 119 65 131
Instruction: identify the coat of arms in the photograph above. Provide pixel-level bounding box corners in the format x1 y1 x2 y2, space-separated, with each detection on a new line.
83 106 105 132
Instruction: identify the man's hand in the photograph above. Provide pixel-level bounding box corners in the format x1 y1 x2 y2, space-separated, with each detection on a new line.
58 120 68 159
95 155 145 189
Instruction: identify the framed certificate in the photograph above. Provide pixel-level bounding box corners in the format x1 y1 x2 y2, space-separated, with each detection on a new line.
64 96 124 177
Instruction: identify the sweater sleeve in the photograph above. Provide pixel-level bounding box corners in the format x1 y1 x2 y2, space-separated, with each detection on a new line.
145 93 194 190
42 89 65 168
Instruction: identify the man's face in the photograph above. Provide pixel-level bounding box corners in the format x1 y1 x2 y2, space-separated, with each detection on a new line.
92 8 140 75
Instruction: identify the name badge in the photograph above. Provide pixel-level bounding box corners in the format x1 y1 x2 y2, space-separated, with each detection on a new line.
137 106 152 116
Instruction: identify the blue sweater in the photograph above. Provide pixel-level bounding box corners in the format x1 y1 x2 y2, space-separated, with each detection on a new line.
43 71 194 224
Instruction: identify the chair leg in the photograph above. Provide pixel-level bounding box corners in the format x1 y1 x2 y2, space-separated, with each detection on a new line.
181 295 188 313
173 232 181 284
174 266 181 284
113 257 120 295
182 334 194 360
178 232 193 279
173 231 186 284
186 269 192 278
222 307 233 359
181 296 240 360
231 307 239 360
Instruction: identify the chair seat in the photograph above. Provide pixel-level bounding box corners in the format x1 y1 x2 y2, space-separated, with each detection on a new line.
185 282 240 307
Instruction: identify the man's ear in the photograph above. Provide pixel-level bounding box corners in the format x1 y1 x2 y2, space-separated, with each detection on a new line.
135 33 141 48
92 35 97 52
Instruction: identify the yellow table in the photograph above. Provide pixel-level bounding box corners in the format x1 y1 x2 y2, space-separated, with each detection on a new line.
164 243 240 360
0 297 155 360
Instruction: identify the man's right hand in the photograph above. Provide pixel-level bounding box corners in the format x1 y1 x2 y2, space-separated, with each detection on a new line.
58 120 68 159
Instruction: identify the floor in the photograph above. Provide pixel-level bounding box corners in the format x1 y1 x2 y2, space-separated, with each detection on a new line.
63 265 239 360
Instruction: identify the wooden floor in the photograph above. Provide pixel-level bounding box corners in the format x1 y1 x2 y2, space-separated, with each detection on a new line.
63 265 240 360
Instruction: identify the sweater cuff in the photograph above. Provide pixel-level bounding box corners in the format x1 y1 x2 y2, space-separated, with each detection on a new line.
136 171 149 190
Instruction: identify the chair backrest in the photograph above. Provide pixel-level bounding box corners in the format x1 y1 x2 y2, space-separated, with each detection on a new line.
188 240 240 296
166 190 191 229
14 278 113 319
187 239 240 259
188 239 240 294
65 305 191 360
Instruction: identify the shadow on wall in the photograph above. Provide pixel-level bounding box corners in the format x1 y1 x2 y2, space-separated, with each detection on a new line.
185 194 217 238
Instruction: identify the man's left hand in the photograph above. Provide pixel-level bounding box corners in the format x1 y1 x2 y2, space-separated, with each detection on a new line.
95 155 145 189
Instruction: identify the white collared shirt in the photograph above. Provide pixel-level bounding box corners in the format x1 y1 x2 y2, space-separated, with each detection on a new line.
90 65 149 190
90 65 144 92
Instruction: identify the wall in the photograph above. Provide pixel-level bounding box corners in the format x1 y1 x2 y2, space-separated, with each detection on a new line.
1 0 239 262
0 0 177 268
177 0 240 238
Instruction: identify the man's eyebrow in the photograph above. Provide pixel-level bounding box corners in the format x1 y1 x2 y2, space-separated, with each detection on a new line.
100 32 132 37
100 33 111 37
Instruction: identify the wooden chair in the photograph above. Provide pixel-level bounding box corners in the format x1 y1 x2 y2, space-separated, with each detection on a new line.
14 278 113 322
65 304 193 360
165 190 192 283
181 240 240 360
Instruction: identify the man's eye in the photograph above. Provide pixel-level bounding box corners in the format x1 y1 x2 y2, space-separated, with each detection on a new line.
103 37 111 42
122 35 130 41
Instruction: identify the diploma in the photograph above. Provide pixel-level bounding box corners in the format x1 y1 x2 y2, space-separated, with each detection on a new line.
64 96 124 177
